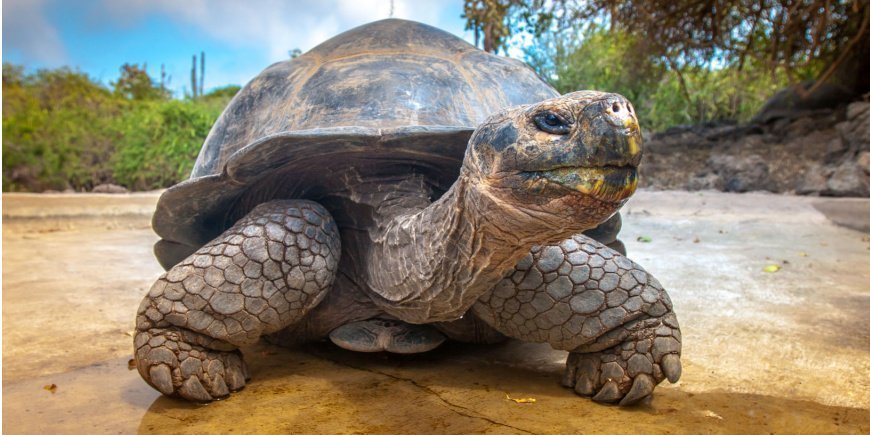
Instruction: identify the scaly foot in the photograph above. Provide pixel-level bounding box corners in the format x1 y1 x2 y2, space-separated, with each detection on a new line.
562 312 681 405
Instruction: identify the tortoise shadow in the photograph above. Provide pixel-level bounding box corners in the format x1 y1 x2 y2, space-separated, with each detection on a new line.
137 340 870 434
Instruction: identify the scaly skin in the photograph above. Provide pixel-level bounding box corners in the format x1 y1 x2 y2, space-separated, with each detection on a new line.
134 200 340 401
472 234 681 405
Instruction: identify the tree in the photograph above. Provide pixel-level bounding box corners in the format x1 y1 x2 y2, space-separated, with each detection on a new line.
462 0 523 53
467 0 870 98
113 63 169 100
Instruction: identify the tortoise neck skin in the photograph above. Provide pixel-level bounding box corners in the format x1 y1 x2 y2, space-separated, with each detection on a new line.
364 91 643 323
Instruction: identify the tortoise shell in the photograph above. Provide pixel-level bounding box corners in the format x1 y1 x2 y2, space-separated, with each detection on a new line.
152 18 558 269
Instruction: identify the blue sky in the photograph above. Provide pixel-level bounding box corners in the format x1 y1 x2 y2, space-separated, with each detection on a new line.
3 0 476 97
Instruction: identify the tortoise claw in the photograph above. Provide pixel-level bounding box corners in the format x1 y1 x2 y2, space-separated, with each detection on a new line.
574 372 596 396
661 353 682 383
619 373 654 406
179 376 212 402
592 380 621 403
149 364 174 395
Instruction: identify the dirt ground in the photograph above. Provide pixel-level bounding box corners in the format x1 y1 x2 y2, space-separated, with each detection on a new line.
3 190 869 434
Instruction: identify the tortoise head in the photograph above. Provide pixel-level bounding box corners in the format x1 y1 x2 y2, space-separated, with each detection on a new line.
464 90 642 230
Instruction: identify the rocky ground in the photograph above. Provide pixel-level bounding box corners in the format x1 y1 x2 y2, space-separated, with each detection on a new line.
2 191 869 433
641 101 870 197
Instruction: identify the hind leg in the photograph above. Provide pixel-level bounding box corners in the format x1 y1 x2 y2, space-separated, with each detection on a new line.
134 200 340 401
472 234 682 405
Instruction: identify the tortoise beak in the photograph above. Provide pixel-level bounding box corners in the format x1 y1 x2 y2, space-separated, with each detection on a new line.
532 94 642 202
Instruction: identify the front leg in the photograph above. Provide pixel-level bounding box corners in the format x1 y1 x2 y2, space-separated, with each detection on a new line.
134 200 340 401
472 234 682 405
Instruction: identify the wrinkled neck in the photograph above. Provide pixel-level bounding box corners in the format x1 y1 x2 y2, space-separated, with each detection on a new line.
365 172 550 323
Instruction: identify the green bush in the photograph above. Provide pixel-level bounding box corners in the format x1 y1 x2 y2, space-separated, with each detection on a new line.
112 99 223 190
527 27 791 131
2 63 235 192
3 64 124 191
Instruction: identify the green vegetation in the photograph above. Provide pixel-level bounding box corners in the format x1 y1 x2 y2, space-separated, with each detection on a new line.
526 26 792 130
2 63 238 192
469 0 868 130
8 1 866 192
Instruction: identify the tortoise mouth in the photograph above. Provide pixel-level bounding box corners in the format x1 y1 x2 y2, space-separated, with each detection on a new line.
523 165 638 202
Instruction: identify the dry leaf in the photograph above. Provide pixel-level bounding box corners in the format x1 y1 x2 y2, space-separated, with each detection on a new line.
693 237 700 243
702 410 723 420
128 359 136 370
798 251 808 257
123 330 134 337
762 264 781 273
43 384 57 393
505 393 536 404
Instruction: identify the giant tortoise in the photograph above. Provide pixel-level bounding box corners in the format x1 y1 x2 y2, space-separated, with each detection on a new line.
134 19 682 406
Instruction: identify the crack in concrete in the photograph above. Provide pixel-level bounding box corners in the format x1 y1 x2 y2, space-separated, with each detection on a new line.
307 350 534 434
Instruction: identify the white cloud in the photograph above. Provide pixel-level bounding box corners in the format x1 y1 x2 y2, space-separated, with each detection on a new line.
96 0 474 63
2 0 67 64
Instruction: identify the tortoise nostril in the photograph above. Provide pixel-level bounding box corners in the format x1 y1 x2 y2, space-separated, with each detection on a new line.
612 102 621 113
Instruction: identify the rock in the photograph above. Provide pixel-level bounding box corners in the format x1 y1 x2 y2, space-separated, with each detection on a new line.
824 137 848 164
752 81 852 124
708 154 771 192
826 161 869 197
846 101 870 122
837 102 870 153
686 173 723 191
795 163 829 195
858 151 870 173
91 183 129 194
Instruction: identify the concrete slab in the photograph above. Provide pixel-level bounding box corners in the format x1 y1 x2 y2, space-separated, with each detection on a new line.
3 190 869 433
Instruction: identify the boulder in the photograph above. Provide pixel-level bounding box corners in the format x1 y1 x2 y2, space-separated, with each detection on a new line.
708 154 771 192
91 183 129 194
826 161 869 197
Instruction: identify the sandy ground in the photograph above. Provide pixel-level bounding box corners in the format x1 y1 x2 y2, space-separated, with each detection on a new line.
2 190 869 434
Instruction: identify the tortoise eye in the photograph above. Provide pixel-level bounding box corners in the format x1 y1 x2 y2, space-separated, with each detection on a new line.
534 111 571 135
